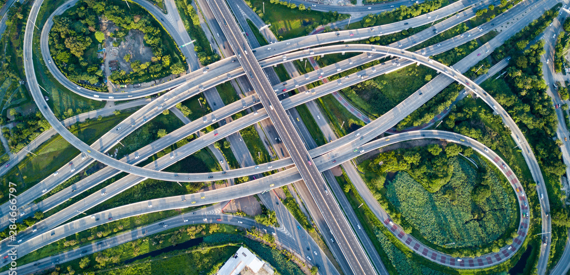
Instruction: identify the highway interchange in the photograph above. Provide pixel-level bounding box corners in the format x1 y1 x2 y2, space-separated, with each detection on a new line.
0 0 568 273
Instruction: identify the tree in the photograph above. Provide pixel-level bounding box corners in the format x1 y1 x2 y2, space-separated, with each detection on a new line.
157 129 167 138
113 110 121 116
310 266 318 275
445 144 462 157
170 63 186 74
34 211 44 220
95 31 105 43
427 144 442 156
223 140 231 149
162 109 169 115
123 54 132 62
515 55 528 69
79 257 90 269
425 74 432 81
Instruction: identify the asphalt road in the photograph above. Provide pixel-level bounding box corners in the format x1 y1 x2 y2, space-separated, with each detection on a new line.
9 2 544 236
37 0 478 101
538 5 570 274
12 0 556 272
209 0 377 274
7 3 540 250
0 130 533 271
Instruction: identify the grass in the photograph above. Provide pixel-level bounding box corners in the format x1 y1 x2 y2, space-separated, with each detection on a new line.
247 0 347 40
0 113 132 205
282 187 312 231
219 140 240 169
216 81 240 106
109 112 185 161
86 148 220 213
337 167 537 274
273 64 290 82
32 0 105 120
295 104 327 146
240 125 271 164
341 65 436 119
247 19 268 46
181 95 211 121
317 94 364 137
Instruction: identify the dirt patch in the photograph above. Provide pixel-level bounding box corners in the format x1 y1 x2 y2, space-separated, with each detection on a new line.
224 196 262 216
115 30 153 73
272 188 287 200
330 166 343 177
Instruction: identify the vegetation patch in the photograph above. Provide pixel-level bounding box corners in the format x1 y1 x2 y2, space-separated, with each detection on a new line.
49 0 186 89
385 158 518 251
240 125 271 164
177 0 220 65
244 0 347 40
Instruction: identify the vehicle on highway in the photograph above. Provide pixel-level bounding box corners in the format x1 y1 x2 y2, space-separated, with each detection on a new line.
217 218 222 221
108 217 113 220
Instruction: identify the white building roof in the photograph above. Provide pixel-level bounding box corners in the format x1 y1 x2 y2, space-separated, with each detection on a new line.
218 246 265 275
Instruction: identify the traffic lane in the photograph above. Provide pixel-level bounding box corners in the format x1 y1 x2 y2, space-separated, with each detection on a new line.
4 213 274 275
1 85 257 223
209 0 374 273
0 169 303 261
328 130 530 268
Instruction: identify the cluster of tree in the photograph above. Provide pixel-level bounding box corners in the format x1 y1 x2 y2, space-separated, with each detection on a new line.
361 0 446 27
50 0 186 88
367 143 471 193
2 111 50 153
558 84 569 101
554 29 570 73
254 205 278 226
267 0 307 11
177 0 220 65
0 211 43 242
0 2 31 82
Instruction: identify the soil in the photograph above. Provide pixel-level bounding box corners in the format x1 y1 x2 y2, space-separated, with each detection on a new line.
224 196 262 216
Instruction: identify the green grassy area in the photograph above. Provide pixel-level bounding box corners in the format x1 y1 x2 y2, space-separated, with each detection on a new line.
181 95 211 121
109 112 184 161
337 168 535 275
247 19 268 46
0 113 132 205
178 0 220 65
317 94 365 137
240 125 271 164
33 0 105 120
273 64 290 82
282 187 312 231
87 148 219 213
295 104 327 146
219 139 240 169
341 65 436 119
383 157 518 252
247 0 348 40
216 81 240 106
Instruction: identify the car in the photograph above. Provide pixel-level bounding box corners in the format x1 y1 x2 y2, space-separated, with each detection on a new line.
306 256 312 261
404 22 409 25
313 251 317 256
565 137 568 142
238 221 243 224
108 217 113 220
101 190 106 196
332 160 337 163
349 33 354 36
308 161 312 165
368 6 371 9
357 224 361 229
4 164 8 168
246 33 249 36
217 218 222 221
3 256 8 259
214 133 219 136
255 166 259 169
553 34 557 39
297 225 301 230
208 175 213 179
477 53 481 56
